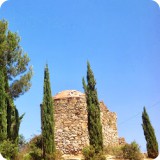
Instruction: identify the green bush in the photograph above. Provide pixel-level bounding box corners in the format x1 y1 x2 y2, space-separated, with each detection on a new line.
29 145 42 160
122 141 143 160
17 135 63 160
23 153 33 160
29 135 42 149
16 135 43 160
19 134 27 150
0 139 18 160
82 146 106 160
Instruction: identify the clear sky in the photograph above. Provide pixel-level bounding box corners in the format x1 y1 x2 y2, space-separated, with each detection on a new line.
0 0 160 152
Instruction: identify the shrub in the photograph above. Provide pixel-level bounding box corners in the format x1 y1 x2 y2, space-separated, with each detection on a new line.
104 145 123 158
17 135 63 160
53 150 64 160
29 135 42 149
0 139 18 160
44 150 64 160
22 135 43 160
23 153 33 160
122 141 143 160
82 146 106 160
29 144 42 160
16 135 43 160
19 134 27 150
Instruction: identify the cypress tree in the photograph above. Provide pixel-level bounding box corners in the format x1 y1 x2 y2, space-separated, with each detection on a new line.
5 75 24 145
0 69 7 141
142 107 159 158
0 67 22 145
8 105 24 144
41 64 55 159
82 61 103 153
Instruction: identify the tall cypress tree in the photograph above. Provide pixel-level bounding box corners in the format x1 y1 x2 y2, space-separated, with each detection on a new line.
4 74 23 145
41 64 55 159
0 69 7 142
82 61 103 153
7 104 24 144
142 107 159 158
0 68 22 146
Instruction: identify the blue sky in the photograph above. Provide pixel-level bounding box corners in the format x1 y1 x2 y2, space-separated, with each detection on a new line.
0 0 160 152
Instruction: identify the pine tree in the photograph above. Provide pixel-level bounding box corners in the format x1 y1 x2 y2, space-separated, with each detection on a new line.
41 64 55 159
0 19 32 147
0 19 33 99
0 69 7 141
82 61 103 153
142 107 159 158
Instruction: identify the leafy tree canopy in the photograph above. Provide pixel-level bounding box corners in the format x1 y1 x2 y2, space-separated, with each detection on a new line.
0 19 33 99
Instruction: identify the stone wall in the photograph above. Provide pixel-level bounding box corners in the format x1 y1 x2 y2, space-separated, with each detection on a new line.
54 90 89 154
53 90 119 155
100 102 119 146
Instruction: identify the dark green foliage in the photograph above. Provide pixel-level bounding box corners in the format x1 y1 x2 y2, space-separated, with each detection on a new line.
83 62 103 153
30 135 43 149
0 19 31 154
82 146 106 160
122 141 143 160
6 94 24 146
0 139 18 160
42 65 55 159
21 135 43 160
142 107 159 158
9 106 24 144
13 108 24 142
17 135 63 160
0 69 7 141
0 19 33 99
29 136 43 160
6 97 12 139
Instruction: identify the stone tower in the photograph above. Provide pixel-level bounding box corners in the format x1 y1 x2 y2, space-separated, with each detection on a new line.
53 90 119 155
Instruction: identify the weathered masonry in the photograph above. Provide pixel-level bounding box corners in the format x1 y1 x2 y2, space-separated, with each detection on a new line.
53 90 120 155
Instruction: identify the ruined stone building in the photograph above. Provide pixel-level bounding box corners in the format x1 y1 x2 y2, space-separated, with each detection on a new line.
53 90 122 155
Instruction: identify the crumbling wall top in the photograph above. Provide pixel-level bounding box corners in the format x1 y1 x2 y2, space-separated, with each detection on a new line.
54 90 85 99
